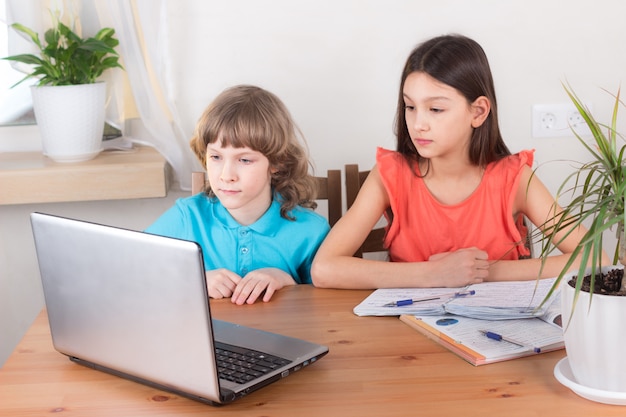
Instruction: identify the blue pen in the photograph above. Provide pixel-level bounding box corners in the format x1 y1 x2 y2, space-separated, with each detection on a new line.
383 290 476 307
479 330 541 353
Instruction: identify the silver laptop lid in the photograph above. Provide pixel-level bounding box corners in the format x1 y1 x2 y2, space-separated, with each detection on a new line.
30 212 222 402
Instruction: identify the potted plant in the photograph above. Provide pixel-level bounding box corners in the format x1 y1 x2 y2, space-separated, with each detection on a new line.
3 15 123 162
538 83 626 404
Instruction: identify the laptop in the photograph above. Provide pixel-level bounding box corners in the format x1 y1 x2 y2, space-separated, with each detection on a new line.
30 212 328 406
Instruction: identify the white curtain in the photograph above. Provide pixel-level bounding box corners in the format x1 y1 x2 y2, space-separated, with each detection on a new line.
6 0 198 189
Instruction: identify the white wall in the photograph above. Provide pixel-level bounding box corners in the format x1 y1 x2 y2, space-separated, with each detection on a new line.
166 0 626 194
2 0 626 366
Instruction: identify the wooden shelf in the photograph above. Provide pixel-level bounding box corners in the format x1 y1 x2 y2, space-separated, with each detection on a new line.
0 146 168 205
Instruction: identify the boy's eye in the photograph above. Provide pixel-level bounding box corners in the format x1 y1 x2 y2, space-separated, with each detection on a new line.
240 158 253 164
208 154 221 161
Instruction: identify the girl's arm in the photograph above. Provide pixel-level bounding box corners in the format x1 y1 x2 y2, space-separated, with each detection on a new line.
487 166 608 281
311 166 489 289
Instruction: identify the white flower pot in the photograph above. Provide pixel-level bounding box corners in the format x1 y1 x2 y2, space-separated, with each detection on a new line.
560 264 626 395
31 83 106 163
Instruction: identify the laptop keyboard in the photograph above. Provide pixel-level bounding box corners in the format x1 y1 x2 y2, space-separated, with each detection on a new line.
215 342 292 384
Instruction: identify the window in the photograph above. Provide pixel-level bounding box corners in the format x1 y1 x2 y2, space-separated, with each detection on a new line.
0 0 36 126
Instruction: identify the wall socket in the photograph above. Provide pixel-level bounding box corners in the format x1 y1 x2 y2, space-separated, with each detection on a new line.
532 103 592 138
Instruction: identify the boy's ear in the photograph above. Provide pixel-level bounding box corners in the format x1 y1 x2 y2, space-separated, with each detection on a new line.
470 96 490 128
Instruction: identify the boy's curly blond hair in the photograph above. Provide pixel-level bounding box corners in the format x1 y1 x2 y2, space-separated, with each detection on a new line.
190 85 318 219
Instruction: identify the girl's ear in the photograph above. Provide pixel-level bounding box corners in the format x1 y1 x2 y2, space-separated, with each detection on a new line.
470 96 491 128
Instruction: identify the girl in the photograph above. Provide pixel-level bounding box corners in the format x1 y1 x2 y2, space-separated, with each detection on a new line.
147 85 330 303
312 34 596 289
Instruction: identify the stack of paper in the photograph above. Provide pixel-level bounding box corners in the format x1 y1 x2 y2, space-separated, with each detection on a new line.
353 278 558 320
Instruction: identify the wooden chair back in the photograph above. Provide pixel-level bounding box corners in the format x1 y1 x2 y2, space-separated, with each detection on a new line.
314 169 342 226
191 170 342 227
344 164 388 258
191 171 207 195
519 216 535 259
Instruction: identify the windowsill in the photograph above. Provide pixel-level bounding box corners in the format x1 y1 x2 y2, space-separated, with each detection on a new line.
0 146 168 205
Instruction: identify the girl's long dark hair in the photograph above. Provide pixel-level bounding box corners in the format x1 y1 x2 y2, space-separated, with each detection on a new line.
395 34 511 168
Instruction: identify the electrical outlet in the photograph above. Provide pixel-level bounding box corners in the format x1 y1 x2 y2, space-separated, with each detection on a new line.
532 103 592 138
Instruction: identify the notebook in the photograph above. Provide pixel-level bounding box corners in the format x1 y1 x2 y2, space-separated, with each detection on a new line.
399 314 564 366
30 212 328 406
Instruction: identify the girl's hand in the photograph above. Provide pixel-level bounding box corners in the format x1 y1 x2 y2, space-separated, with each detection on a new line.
231 268 296 305
205 269 243 299
428 247 489 286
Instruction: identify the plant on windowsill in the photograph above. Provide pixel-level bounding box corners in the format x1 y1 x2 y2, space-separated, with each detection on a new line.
2 15 123 162
537 82 626 404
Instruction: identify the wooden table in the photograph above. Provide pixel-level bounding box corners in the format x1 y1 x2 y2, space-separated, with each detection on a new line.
0 286 622 416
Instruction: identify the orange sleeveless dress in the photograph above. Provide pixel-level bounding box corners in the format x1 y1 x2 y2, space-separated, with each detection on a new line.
376 147 533 262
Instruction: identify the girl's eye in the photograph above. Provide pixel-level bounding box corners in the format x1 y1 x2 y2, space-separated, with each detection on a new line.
404 105 415 111
430 107 443 113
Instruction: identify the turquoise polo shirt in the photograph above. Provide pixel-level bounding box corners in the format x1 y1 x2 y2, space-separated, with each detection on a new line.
145 193 330 284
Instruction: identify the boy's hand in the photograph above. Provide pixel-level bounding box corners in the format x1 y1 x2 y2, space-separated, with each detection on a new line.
231 268 296 305
205 269 243 299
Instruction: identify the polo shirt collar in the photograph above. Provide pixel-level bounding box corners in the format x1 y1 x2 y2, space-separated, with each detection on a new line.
212 198 282 237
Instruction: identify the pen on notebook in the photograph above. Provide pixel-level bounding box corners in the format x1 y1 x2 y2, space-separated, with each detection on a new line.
479 330 541 353
383 290 476 307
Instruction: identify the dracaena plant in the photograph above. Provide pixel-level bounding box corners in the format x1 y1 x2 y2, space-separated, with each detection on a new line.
3 17 123 87
538 83 626 305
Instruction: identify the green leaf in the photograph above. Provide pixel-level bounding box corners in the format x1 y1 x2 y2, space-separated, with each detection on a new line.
79 39 118 54
43 28 60 50
10 23 42 49
57 21 81 44
2 53 45 66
